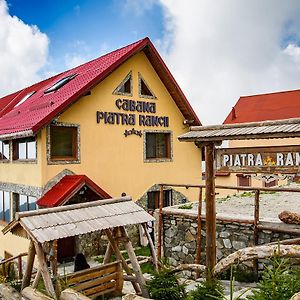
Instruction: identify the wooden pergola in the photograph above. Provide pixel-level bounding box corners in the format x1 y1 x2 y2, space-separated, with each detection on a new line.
177 117 300 277
2 196 156 299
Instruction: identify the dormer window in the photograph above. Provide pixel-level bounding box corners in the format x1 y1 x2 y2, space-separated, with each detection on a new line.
138 73 156 99
113 71 132 96
44 74 77 94
15 91 35 107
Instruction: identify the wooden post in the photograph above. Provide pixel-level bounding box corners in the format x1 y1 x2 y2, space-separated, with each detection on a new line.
104 229 141 294
253 189 260 279
142 223 158 271
21 240 36 290
103 243 113 264
17 256 23 280
205 142 216 280
32 270 41 289
33 242 56 299
157 184 164 260
120 226 149 298
195 187 203 279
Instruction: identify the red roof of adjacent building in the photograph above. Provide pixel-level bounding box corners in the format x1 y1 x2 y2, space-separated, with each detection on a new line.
223 89 300 124
0 37 201 139
37 175 111 208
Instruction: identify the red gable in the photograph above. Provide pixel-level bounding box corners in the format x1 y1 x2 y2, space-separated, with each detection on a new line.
0 37 200 139
37 175 111 208
224 89 300 124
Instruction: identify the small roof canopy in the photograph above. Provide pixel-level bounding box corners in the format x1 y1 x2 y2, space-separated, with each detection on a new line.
178 118 300 143
37 175 111 208
3 196 154 243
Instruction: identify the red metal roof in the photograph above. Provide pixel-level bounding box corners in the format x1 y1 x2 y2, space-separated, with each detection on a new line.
0 37 200 138
37 175 111 208
223 89 300 124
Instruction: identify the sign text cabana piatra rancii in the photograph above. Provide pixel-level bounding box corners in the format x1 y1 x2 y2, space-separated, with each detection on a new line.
216 145 300 173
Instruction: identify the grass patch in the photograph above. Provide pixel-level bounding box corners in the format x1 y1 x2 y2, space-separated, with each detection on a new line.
178 203 193 209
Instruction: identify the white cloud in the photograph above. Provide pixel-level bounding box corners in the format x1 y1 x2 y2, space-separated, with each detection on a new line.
158 0 300 124
0 0 49 97
123 0 156 16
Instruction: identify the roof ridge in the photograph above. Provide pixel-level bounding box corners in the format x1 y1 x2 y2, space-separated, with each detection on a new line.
239 88 300 99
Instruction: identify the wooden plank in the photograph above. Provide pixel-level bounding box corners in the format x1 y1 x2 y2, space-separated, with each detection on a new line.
67 265 118 284
83 281 116 297
215 145 300 174
74 273 117 292
88 287 116 299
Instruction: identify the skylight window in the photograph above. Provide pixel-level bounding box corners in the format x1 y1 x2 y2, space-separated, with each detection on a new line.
15 91 35 107
44 74 77 94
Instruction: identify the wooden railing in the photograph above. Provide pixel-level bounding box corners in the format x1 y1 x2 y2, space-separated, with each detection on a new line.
157 183 300 277
0 252 28 280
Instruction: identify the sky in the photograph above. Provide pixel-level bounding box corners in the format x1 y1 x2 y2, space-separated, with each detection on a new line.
1 0 300 125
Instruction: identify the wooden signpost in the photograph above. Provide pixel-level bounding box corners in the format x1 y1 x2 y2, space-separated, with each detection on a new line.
216 145 300 174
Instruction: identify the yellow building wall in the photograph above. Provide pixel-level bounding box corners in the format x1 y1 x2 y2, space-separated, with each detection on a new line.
0 132 43 187
216 138 300 197
40 51 202 201
0 51 202 258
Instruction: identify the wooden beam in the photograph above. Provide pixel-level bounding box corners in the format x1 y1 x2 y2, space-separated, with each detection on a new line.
205 142 216 279
104 229 141 294
142 223 158 271
32 270 41 289
253 190 260 280
157 184 164 260
21 240 36 290
120 226 149 298
33 242 56 299
195 187 203 279
103 243 113 264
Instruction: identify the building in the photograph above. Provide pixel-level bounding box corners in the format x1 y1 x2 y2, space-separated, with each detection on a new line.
216 89 300 191
0 37 202 259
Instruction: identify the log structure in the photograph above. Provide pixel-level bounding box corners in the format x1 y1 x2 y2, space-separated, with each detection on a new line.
279 211 300 225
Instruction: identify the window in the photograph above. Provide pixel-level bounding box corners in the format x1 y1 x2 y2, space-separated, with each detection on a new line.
263 179 278 188
113 72 132 96
18 195 37 212
13 137 36 160
139 73 156 98
44 74 76 94
147 190 172 210
0 191 11 223
15 91 35 107
50 125 78 160
0 140 9 160
237 174 251 187
145 132 171 160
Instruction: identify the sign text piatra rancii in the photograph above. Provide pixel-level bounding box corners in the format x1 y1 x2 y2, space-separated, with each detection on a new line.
216 146 300 174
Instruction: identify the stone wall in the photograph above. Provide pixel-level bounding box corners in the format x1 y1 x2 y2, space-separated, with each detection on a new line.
162 211 297 267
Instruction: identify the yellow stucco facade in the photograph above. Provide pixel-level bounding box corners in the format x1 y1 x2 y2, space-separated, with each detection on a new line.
0 51 202 258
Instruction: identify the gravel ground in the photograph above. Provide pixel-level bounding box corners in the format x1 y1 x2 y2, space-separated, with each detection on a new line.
202 182 300 223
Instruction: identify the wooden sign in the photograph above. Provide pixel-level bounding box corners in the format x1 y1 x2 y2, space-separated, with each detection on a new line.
215 145 300 174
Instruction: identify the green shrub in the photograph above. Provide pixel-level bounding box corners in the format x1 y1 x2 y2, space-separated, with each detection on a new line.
247 256 300 300
189 279 224 300
147 266 187 300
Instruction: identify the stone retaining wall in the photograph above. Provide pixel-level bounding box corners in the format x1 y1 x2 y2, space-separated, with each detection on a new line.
162 212 297 267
